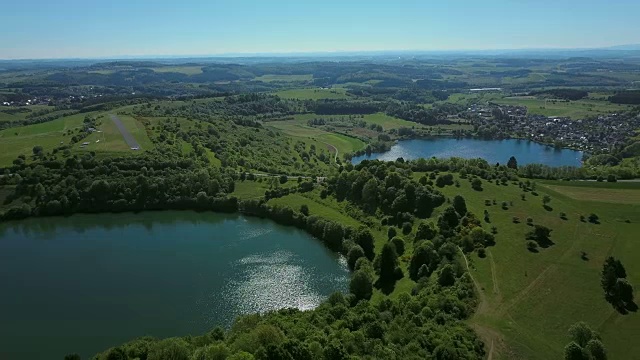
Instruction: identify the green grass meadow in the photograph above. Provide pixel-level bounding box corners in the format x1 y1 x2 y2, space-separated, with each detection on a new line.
268 120 366 156
0 105 57 122
0 113 88 166
429 176 640 360
79 114 153 153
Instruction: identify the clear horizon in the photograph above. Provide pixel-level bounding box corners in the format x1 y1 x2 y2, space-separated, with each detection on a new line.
2 0 640 60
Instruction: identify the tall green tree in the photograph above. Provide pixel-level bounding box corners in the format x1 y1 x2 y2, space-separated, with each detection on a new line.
352 227 375 260
350 270 373 301
378 243 399 283
452 195 467 216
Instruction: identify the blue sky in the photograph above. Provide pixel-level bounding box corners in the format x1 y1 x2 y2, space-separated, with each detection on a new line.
1 0 639 59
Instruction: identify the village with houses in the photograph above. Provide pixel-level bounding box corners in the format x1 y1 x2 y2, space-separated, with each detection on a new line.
466 103 640 154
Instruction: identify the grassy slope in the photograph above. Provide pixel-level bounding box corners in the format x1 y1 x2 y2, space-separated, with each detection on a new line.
268 120 365 156
288 112 418 130
430 176 640 360
0 113 88 166
0 105 56 122
266 189 411 300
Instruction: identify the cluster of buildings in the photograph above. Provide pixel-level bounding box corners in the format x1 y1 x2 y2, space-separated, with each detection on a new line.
1 97 51 106
466 103 640 153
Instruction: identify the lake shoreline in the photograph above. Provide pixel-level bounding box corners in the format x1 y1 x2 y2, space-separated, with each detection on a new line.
350 137 584 167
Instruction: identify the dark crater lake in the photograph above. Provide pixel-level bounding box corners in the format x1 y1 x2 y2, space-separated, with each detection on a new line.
0 211 349 359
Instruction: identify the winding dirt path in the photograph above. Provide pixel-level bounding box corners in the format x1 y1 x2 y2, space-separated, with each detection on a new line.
319 140 340 166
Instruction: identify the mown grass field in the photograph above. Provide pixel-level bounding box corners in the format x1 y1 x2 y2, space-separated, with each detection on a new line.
150 66 203 75
0 113 88 166
542 183 640 204
287 113 421 131
254 74 313 82
275 88 350 100
268 120 365 156
429 176 640 360
78 114 153 153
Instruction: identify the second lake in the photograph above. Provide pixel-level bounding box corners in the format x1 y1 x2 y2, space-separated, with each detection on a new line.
351 138 584 167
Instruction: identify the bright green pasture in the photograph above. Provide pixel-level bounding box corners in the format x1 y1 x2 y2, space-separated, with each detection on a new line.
429 175 640 360
0 113 88 166
268 120 365 155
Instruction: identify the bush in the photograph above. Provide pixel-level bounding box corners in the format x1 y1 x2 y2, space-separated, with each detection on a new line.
471 178 483 191
387 227 397 240
390 237 405 256
526 241 538 252
402 222 412 235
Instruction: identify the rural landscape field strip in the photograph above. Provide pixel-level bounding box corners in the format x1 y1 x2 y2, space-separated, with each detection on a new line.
109 114 140 149
542 184 640 204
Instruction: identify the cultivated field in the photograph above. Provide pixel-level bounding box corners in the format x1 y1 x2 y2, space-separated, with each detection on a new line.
493 96 630 118
254 74 313 82
275 88 350 100
150 66 203 75
268 120 365 156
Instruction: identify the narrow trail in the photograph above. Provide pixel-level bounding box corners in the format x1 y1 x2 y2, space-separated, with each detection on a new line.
459 246 503 360
488 249 500 296
318 140 340 166
457 246 488 315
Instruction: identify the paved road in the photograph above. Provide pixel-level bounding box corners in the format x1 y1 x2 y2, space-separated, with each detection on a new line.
109 114 140 149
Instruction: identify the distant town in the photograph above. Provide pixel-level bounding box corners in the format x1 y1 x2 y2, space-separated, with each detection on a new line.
466 103 640 154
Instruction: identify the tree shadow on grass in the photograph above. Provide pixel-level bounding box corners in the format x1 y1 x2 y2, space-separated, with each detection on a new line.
375 277 397 295
543 205 553 212
612 299 638 315
535 236 555 248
